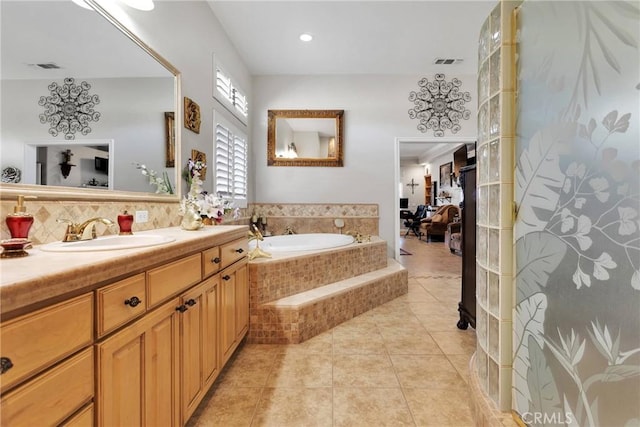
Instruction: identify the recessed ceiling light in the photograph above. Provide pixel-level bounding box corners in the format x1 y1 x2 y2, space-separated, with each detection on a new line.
299 33 313 42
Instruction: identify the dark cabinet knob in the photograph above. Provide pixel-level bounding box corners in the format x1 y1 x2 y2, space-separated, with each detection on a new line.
124 296 142 307
185 299 197 307
211 257 221 264
222 275 231 281
235 248 244 254
0 357 14 374
176 305 188 313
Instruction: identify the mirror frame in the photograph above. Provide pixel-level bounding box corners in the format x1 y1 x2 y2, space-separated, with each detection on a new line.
267 109 344 167
0 0 182 202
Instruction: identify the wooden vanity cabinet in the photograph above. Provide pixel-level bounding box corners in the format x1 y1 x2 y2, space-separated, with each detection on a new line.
1 231 248 427
96 235 248 427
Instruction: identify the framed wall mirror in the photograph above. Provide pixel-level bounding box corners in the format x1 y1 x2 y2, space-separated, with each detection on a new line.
0 0 181 201
267 110 344 167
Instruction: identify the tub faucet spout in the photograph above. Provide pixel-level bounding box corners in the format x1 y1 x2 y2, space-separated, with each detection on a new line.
345 230 371 243
283 226 296 235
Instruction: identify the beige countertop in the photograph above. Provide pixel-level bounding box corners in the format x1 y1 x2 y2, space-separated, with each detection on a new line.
0 225 248 320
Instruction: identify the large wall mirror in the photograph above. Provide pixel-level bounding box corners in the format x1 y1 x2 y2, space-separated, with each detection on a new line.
0 0 181 201
267 110 344 167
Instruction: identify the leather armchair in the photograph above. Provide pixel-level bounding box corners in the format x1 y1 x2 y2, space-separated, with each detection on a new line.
420 205 460 241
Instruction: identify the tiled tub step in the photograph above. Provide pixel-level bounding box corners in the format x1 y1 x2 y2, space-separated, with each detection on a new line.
248 259 408 344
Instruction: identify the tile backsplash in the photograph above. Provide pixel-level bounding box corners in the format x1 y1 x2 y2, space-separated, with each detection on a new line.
0 200 378 245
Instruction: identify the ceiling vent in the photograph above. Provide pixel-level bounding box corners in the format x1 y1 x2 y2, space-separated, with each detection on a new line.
30 62 62 69
433 58 463 65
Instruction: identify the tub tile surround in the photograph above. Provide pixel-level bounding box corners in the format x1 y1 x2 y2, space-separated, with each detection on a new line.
249 203 379 237
251 239 387 304
248 238 408 344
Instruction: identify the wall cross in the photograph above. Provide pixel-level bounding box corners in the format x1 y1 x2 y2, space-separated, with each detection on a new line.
406 178 419 194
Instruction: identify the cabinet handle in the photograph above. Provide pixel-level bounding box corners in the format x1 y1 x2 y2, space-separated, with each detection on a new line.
222 275 231 281
211 257 221 264
176 305 188 313
124 296 142 307
0 357 13 374
235 248 244 254
185 299 197 307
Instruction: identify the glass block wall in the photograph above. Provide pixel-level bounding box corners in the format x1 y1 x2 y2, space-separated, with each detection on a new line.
475 0 520 411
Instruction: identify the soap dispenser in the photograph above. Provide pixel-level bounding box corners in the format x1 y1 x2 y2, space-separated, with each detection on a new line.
117 210 134 235
6 195 35 239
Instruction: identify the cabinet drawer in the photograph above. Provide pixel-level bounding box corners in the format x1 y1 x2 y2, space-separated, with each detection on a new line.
61 403 94 427
0 293 93 392
1 347 93 427
202 246 222 278
147 254 201 308
220 238 248 269
97 273 146 337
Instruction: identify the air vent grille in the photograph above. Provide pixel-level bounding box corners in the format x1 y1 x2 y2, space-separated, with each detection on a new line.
433 58 463 65
34 63 61 69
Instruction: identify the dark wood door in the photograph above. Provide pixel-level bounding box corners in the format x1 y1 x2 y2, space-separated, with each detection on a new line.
458 164 476 329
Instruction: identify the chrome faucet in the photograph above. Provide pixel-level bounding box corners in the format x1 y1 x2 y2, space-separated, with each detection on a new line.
57 217 115 241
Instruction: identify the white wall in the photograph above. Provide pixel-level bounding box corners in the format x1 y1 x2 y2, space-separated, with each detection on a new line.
399 161 427 211
252 74 477 254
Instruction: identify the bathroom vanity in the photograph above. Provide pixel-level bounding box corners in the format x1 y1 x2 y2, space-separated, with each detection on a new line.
0 226 248 426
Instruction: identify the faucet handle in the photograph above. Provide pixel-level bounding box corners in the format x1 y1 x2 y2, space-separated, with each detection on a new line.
57 218 78 242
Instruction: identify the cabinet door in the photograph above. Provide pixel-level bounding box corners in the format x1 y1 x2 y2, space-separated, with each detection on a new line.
180 282 206 423
234 264 249 341
178 276 221 424
202 276 220 387
220 261 248 365
220 271 236 365
97 299 179 427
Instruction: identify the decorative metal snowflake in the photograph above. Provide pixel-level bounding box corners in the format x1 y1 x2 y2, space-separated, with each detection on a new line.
408 73 471 137
38 77 101 139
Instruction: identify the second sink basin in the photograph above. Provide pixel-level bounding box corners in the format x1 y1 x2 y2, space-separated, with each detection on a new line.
40 234 175 252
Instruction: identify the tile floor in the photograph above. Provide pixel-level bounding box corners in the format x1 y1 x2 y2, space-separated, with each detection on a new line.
187 234 476 426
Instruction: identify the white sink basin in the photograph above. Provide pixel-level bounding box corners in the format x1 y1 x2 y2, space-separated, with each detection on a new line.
40 234 175 252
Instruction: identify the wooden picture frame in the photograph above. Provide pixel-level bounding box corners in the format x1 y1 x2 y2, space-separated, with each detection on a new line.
440 161 452 187
267 109 344 167
164 112 175 167
184 97 201 134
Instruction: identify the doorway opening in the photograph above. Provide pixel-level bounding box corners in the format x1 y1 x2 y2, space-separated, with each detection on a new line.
394 136 476 260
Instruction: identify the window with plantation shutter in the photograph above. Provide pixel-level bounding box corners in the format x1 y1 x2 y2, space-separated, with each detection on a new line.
214 61 248 121
214 112 247 207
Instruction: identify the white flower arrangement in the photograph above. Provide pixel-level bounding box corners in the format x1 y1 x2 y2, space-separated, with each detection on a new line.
179 159 238 224
134 163 173 194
